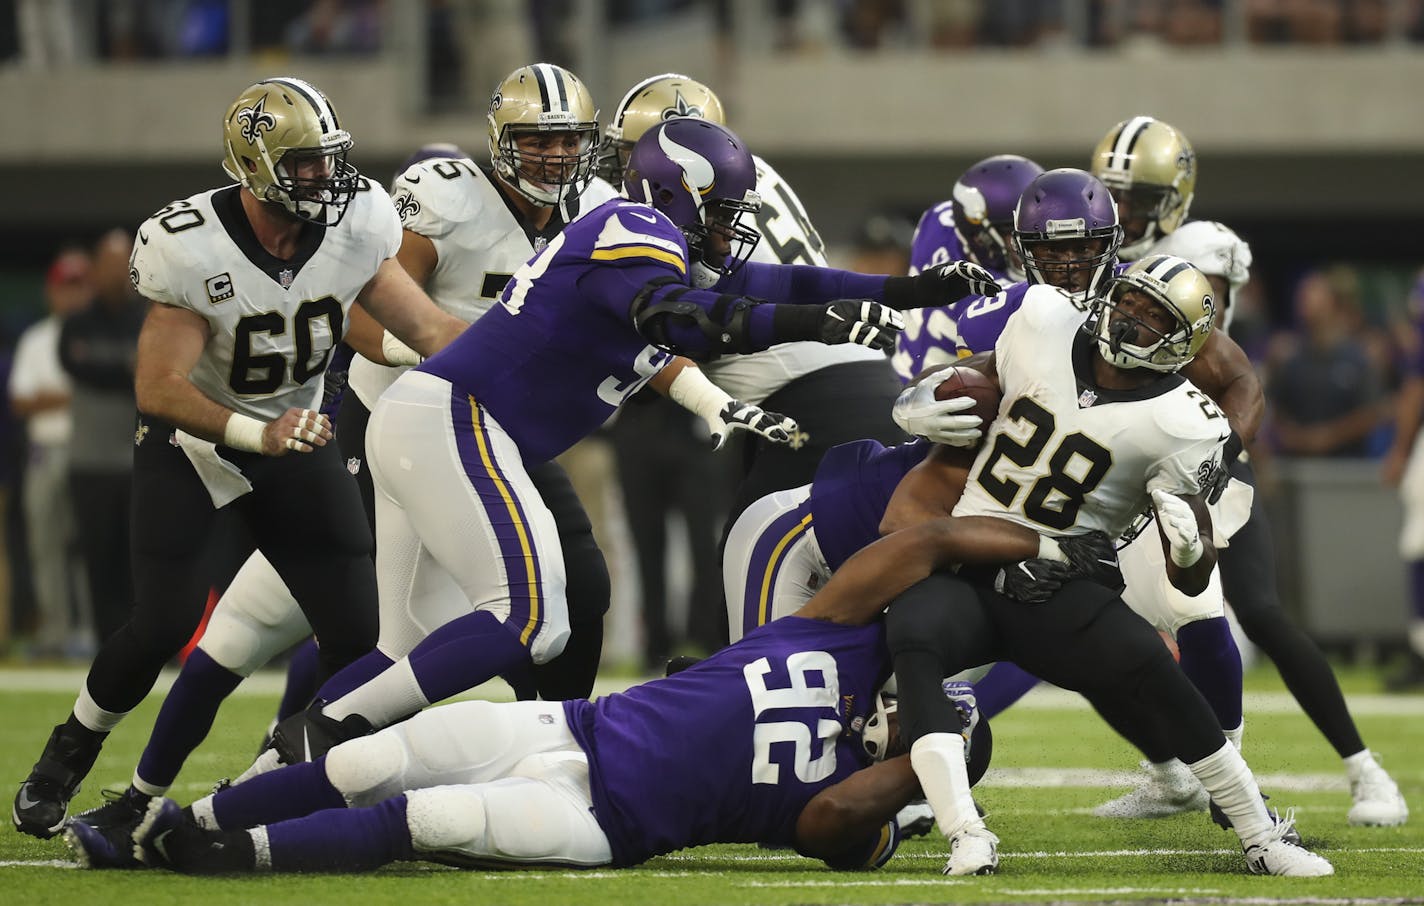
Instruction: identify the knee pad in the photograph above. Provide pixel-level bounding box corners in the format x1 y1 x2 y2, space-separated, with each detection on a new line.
200 603 310 676
324 731 410 807
404 786 488 853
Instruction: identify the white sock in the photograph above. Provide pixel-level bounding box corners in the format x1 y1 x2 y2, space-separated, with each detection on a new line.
130 774 169 797
1343 749 1375 782
910 733 982 839
1186 742 1273 846
1223 720 1245 752
73 683 129 733
250 826 272 870
189 795 218 830
322 658 429 729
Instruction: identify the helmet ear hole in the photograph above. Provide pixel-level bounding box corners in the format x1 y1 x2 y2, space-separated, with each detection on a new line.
242 157 259 174
656 187 676 208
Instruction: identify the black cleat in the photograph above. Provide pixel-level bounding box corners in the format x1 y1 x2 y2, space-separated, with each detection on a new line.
73 786 152 831
13 722 108 838
64 811 144 869
270 703 374 766
1209 792 1302 845
134 797 254 874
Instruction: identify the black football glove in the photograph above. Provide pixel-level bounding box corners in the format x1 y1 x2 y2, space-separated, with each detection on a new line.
1057 530 1125 593
995 557 1076 604
820 299 904 352
913 261 1003 307
706 400 798 451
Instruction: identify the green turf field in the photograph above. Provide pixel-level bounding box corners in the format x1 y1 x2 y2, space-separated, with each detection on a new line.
3 664 1421 905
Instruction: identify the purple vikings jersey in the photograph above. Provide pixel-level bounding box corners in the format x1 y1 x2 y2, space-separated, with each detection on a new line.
950 281 1033 356
893 203 1003 382
565 616 888 867
418 198 683 464
808 439 932 571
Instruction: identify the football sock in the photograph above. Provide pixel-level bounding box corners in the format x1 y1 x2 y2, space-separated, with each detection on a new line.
1186 742 1273 846
263 795 415 872
324 611 530 728
910 733 981 839
73 683 128 734
1177 617 1243 731
1343 749 1377 781
204 757 346 831
277 639 323 721
314 647 396 705
1223 719 1245 752
973 662 1042 720
134 648 245 794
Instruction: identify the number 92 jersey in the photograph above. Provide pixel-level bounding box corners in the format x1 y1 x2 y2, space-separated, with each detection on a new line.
952 285 1228 538
128 181 401 422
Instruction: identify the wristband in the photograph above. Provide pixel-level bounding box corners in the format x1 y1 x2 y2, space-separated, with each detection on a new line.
1037 536 1066 563
223 413 266 453
381 330 423 367
666 366 732 422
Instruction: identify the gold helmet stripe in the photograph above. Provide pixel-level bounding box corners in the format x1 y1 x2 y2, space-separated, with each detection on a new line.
1106 115 1155 171
265 76 336 133
532 62 569 114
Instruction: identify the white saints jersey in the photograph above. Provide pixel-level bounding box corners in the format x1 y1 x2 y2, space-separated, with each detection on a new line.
129 180 401 422
348 159 619 406
700 154 883 405
953 285 1229 538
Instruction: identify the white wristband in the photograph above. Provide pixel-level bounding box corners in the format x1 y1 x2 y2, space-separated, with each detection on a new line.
1037 536 1066 563
666 365 732 422
223 413 266 453
381 330 423 367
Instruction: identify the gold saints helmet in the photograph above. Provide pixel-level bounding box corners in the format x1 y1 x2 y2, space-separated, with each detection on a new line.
486 63 599 207
1090 116 1196 260
1094 254 1215 372
222 77 359 226
599 73 727 188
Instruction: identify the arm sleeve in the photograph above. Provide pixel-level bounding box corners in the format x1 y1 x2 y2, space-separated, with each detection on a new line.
717 260 889 305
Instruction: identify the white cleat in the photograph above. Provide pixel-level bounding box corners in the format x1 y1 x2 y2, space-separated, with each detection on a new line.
944 826 999 876
1348 755 1409 827
1093 759 1209 818
1243 811 1333 877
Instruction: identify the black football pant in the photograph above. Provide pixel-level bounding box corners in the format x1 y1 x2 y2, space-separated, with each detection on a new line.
1216 458 1365 758
84 415 378 716
886 572 1225 766
338 392 609 700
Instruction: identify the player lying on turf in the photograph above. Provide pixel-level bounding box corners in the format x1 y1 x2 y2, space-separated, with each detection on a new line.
65 513 1068 873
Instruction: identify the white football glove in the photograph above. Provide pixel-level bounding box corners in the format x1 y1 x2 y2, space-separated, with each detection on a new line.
707 400 798 451
1152 488 1204 567
892 369 983 447
821 300 905 353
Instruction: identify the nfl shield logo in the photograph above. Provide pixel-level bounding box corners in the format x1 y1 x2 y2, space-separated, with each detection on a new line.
347 457 362 475
1077 388 1098 408
278 268 295 289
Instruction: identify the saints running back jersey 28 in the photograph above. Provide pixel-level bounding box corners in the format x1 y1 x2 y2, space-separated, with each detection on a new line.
129 181 401 422
347 159 618 407
952 284 1228 538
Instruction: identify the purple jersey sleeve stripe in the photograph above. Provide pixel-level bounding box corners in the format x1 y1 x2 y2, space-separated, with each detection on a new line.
449 391 545 646
742 504 814 638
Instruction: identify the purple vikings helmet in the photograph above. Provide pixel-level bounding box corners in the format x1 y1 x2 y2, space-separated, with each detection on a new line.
951 154 1044 282
623 118 762 282
1013 168 1123 308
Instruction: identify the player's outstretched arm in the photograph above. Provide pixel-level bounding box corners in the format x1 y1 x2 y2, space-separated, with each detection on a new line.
356 257 466 360
795 755 918 870
649 358 798 450
798 515 1043 627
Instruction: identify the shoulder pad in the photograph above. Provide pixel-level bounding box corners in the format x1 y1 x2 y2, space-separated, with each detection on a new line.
130 196 209 306
588 201 689 274
1153 383 1231 444
390 158 488 239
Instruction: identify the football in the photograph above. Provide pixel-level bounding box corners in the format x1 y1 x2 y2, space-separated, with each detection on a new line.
933 365 1002 429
